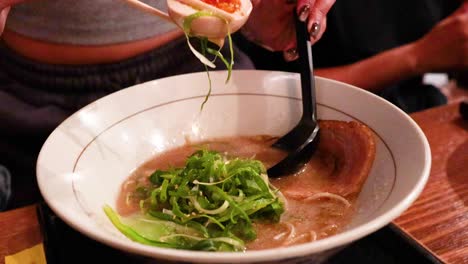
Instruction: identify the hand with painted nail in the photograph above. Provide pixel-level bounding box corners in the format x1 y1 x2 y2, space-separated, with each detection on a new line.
0 0 29 35
296 0 335 44
0 7 9 35
241 0 335 60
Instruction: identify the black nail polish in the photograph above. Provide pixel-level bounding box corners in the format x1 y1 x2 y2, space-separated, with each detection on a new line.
310 22 321 38
283 48 299 62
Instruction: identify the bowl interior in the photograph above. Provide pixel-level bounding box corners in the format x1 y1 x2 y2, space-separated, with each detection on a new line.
37 70 430 263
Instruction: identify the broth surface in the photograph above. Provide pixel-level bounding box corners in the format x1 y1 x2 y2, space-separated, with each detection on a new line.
117 135 357 250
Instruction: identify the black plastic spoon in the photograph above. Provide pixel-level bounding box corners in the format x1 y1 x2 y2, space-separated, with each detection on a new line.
267 14 320 178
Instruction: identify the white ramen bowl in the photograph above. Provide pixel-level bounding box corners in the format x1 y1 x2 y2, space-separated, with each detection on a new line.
37 70 431 263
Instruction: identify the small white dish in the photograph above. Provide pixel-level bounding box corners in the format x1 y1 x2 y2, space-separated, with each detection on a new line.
37 70 431 263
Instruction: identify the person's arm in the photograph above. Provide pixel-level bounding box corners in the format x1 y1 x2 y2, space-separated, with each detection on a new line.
316 2 468 92
315 44 418 92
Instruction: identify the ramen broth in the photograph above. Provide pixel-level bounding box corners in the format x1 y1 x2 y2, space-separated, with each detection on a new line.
117 136 356 250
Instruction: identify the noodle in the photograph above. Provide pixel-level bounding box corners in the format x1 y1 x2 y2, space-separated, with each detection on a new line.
273 222 295 241
322 224 339 234
123 179 136 190
303 192 351 208
283 230 317 246
125 193 132 206
309 231 318 242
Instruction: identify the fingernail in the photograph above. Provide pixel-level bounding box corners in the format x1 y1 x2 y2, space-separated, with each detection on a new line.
310 22 321 38
298 5 310 22
283 48 299 62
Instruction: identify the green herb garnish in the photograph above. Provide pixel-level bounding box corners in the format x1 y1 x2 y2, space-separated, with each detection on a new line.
182 11 234 110
104 150 284 252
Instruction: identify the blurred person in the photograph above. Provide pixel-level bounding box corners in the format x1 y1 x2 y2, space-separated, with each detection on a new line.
0 0 334 210
236 0 468 113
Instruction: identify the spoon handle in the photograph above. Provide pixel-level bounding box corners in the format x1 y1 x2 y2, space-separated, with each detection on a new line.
295 14 317 123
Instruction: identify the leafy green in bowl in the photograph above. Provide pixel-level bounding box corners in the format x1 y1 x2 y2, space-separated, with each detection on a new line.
104 149 284 252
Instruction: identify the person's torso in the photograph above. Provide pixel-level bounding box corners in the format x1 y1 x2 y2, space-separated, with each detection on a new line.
6 0 178 45
2 0 184 64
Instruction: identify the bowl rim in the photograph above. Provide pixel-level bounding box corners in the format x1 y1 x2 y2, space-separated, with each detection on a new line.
36 70 431 263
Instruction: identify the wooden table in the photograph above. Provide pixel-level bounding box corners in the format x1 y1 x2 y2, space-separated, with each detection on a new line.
0 102 467 264
393 102 468 263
